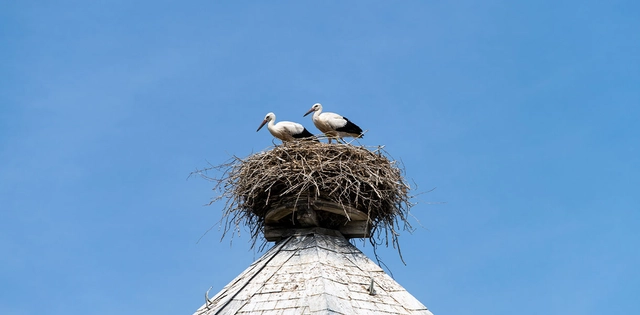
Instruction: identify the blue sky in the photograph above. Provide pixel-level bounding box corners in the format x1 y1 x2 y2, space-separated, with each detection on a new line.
1 1 639 314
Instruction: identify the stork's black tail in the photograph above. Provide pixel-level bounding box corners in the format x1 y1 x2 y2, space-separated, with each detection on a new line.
293 128 320 142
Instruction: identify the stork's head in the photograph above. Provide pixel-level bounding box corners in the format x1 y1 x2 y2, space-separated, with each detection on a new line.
257 112 275 132
304 103 322 117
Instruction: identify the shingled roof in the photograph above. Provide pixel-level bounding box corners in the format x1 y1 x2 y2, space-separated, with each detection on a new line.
194 228 433 315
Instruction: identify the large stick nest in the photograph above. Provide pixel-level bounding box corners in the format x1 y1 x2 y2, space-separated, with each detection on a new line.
192 141 415 251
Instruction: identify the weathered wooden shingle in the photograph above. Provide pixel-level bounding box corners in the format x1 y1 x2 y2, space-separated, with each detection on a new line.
194 228 433 315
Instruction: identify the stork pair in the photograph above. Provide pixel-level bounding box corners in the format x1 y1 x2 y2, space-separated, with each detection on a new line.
257 103 363 143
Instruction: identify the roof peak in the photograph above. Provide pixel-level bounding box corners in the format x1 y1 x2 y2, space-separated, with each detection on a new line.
194 232 433 315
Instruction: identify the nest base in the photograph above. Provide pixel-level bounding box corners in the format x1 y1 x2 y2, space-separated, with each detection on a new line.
264 222 371 242
263 199 372 241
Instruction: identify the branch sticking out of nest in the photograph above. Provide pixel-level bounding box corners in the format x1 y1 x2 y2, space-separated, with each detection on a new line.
191 141 416 256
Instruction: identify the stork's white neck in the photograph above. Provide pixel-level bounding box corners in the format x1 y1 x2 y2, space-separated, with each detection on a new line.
312 106 323 121
267 117 277 132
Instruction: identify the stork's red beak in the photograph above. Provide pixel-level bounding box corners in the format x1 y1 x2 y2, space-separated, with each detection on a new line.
256 119 268 132
303 108 315 117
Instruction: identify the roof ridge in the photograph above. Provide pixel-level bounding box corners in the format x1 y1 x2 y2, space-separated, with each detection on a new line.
201 237 293 314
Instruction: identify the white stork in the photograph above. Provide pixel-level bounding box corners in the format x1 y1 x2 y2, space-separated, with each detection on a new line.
257 112 317 142
303 103 363 143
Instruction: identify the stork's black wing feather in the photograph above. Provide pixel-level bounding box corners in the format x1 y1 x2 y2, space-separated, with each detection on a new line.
335 117 363 137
